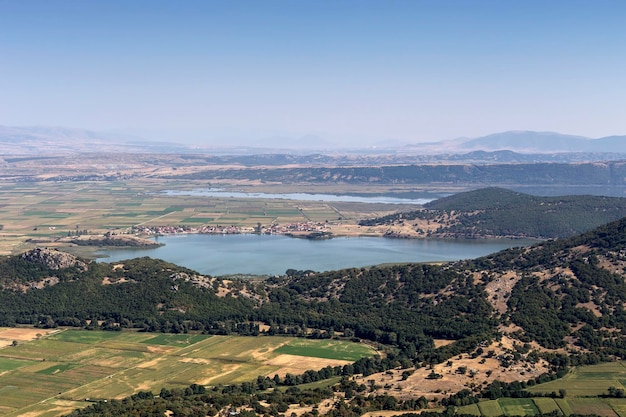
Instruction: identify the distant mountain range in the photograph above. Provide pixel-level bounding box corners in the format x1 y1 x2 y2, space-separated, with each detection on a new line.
1 125 625 156
453 131 626 153
0 126 192 154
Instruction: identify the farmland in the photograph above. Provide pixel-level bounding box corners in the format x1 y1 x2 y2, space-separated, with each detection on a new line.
0 328 375 417
0 179 413 255
525 362 626 397
456 362 626 417
458 397 626 417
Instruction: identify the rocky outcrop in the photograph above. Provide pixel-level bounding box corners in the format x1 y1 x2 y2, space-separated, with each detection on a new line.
21 248 88 271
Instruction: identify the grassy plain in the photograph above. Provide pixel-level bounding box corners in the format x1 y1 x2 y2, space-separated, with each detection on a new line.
0 180 413 255
0 328 375 417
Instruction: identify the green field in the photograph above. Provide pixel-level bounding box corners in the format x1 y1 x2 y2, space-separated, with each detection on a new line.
498 398 540 416
461 398 606 417
476 399 504 416
274 339 373 361
457 362 626 417
527 362 626 397
459 403 482 416
0 329 375 416
0 357 38 372
532 397 562 414
608 399 626 417
139 333 208 346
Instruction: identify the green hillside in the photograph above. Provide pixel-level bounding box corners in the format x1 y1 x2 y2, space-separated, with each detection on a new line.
361 188 626 238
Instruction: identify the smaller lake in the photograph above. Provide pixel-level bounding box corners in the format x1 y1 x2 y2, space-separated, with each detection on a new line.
97 234 535 276
163 189 441 205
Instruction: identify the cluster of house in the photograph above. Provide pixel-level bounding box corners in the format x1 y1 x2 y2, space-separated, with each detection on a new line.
131 221 329 236
262 221 330 235
132 224 244 235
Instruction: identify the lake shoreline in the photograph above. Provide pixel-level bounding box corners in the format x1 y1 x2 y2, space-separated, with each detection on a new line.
130 221 540 242
94 233 537 276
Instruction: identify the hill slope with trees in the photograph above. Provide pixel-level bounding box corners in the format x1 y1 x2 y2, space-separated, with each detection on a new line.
359 188 626 238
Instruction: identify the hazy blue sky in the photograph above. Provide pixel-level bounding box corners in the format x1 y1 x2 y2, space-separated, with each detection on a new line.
1 0 625 146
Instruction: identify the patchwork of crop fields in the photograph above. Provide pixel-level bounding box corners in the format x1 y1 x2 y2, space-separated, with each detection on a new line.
0 328 375 417
459 397 626 417
0 180 403 255
457 362 626 417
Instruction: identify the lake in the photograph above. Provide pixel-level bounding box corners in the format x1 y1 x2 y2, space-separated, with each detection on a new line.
162 189 442 205
96 234 535 276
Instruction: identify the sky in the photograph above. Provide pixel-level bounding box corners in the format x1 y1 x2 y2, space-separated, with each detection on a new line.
1 0 625 147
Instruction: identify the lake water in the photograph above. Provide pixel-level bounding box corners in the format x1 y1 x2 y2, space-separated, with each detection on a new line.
162 189 440 205
96 234 535 276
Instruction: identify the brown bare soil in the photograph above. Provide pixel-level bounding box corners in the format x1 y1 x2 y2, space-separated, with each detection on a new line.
328 221 433 239
145 345 176 354
195 364 240 385
285 394 343 416
180 357 212 365
352 336 549 401
264 354 352 377
0 327 56 342
577 301 603 317
484 271 521 314
136 357 166 369
433 339 456 348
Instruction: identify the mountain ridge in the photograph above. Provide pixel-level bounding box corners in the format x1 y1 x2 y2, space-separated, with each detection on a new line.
2 125 626 155
455 130 626 153
0 125 192 154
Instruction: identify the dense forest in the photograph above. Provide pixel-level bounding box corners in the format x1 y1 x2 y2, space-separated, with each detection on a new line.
4 215 626 415
359 188 626 238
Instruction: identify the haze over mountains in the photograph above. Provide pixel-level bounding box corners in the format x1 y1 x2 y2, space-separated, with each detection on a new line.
0 126 191 154
1 125 625 156
454 131 626 153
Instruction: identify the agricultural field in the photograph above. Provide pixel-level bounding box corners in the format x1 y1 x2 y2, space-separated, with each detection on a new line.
456 362 626 417
527 362 626 397
0 328 375 417
0 179 409 255
459 397 626 417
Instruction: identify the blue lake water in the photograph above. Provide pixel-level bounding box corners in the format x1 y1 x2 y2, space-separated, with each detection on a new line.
97 234 535 276
162 189 441 205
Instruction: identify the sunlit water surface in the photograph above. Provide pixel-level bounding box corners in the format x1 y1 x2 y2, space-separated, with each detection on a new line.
97 234 535 276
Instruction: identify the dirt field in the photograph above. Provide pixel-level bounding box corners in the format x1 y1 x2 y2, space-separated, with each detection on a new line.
0 328 58 347
264 354 352 377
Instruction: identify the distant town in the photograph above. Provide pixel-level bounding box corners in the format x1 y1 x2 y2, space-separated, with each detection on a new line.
131 221 331 238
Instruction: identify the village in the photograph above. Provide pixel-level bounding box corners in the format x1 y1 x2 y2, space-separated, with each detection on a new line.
131 221 332 238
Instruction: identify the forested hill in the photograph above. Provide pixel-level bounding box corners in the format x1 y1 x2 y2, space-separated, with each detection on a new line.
424 187 549 210
360 187 626 238
465 215 626 355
